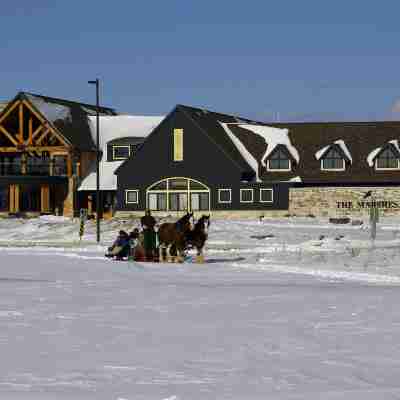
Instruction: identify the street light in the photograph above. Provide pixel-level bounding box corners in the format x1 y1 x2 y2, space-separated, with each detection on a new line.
88 79 101 243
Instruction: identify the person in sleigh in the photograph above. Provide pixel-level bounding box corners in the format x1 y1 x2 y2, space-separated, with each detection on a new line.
105 230 130 260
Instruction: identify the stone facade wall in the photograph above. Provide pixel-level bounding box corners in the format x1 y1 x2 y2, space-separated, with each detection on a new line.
289 186 400 217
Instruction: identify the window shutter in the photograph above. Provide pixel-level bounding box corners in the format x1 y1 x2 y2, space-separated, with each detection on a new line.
173 128 183 161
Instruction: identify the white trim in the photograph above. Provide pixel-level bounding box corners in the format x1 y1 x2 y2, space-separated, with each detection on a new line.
218 188 232 204
266 159 291 172
240 188 254 203
146 177 210 212
113 145 131 160
260 188 273 203
125 189 139 204
375 159 400 171
320 158 345 171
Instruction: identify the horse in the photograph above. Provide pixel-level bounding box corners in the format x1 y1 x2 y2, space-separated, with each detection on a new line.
158 212 193 262
184 214 210 263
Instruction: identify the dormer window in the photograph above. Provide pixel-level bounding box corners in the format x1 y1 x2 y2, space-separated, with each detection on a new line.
375 147 400 170
316 140 352 172
321 147 345 171
266 147 291 171
112 145 130 160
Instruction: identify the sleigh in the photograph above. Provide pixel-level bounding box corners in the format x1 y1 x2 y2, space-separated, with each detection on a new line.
107 213 209 265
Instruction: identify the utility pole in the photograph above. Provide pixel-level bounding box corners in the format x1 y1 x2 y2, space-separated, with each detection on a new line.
88 79 101 243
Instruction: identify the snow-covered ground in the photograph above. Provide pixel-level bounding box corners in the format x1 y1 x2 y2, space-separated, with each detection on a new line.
1 215 400 399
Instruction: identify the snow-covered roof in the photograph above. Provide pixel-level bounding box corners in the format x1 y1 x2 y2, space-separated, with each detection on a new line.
238 124 300 166
367 147 381 167
78 161 124 191
79 115 164 191
390 139 400 154
366 139 400 167
219 122 261 182
315 139 353 164
88 115 164 154
26 94 72 124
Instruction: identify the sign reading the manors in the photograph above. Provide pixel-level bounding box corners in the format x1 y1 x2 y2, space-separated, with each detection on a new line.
337 200 400 209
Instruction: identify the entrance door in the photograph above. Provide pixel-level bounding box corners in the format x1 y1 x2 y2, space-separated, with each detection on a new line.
190 192 209 211
20 184 41 212
169 193 188 211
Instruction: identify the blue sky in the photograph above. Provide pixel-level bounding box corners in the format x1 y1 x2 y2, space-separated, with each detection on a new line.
1 1 400 121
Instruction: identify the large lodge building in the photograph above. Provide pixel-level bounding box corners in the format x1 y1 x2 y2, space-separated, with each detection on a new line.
1 91 400 218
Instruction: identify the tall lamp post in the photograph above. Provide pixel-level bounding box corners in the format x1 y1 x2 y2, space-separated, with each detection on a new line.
88 79 101 243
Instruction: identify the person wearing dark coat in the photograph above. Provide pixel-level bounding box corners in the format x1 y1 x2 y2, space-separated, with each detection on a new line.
106 230 130 260
141 210 157 261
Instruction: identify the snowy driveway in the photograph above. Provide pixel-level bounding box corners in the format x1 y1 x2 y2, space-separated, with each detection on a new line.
1 251 400 399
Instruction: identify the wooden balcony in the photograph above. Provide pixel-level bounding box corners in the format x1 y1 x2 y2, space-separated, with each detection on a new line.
0 156 69 177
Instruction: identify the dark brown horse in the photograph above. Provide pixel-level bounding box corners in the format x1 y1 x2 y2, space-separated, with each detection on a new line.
158 212 193 261
185 214 210 262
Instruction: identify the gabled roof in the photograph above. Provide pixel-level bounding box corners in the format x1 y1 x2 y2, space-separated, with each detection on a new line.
177 105 256 176
20 92 117 151
315 140 353 164
266 121 400 183
177 105 298 181
366 139 400 167
175 106 400 184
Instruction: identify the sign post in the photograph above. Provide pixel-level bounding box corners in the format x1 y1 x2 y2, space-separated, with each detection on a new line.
79 208 88 241
369 200 379 241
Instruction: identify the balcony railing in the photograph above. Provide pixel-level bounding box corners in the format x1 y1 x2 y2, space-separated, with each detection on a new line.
0 162 22 176
0 159 68 177
26 161 51 176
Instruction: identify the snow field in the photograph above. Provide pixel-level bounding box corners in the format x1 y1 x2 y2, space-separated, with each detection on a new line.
0 215 400 398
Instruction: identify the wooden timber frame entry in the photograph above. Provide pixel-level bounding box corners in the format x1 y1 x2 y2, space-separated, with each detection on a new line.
0 97 73 214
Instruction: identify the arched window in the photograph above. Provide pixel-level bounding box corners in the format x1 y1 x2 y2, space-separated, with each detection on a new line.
147 177 210 212
376 147 399 170
321 147 345 170
267 148 291 171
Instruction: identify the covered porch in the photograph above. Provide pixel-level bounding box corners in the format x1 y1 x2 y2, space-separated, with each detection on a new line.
0 177 68 216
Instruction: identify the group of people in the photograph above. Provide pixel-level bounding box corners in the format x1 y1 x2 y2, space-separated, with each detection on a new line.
105 210 158 261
